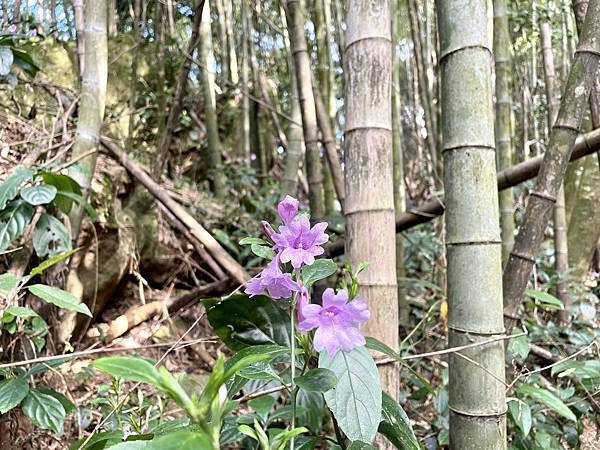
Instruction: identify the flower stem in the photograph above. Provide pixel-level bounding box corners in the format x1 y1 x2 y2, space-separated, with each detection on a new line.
290 269 301 448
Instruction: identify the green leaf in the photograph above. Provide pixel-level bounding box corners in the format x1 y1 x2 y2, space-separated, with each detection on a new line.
525 289 564 310
55 191 97 220
28 248 79 277
93 357 161 386
295 368 337 393
206 295 291 351
11 47 40 77
239 237 269 246
28 284 92 317
22 388 66 433
250 243 275 260
37 388 75 414
145 430 213 449
347 442 377 450
33 214 72 258
0 377 29 413
508 333 530 360
69 430 123 450
20 184 57 206
319 346 382 443
0 201 34 252
551 360 600 380
301 259 337 286
517 385 576 422
40 173 82 214
0 167 33 210
237 360 280 381
378 392 420 450
4 306 38 319
296 390 326 432
0 272 17 293
248 395 277 422
508 398 532 437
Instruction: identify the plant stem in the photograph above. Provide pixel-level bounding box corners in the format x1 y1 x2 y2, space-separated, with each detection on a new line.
290 268 301 448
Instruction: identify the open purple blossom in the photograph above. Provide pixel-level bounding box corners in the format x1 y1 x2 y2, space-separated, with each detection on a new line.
245 256 301 299
298 288 370 357
272 215 329 268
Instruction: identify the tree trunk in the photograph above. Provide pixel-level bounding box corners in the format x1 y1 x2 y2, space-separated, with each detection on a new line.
224 0 238 84
566 0 600 288
281 6 304 196
127 0 142 148
344 3 398 449
214 0 229 82
166 0 175 35
199 0 227 200
392 3 408 328
540 20 570 309
107 0 117 36
153 0 205 177
13 0 20 20
73 0 85 80
49 0 56 28
240 0 251 160
493 0 516 266
285 0 325 220
503 0 600 333
437 1 506 447
61 0 108 344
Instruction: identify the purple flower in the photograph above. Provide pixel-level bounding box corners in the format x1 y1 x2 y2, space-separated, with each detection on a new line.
298 288 370 357
261 220 275 241
272 215 329 268
7 24 17 34
245 257 300 299
277 195 299 224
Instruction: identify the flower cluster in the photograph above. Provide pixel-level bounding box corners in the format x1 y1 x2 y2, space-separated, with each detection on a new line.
245 195 370 357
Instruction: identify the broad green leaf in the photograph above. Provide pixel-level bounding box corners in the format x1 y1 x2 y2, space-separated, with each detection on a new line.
12 47 40 77
378 392 420 450
28 284 92 317
0 272 17 293
517 385 576 422
37 388 75 414
145 430 213 449
104 442 148 449
0 167 33 210
22 389 66 434
69 430 123 450
0 46 13 76
40 173 82 214
295 368 337 393
297 390 326 432
347 442 377 450
508 398 532 437
250 243 275 260
20 184 57 205
525 289 564 310
294 436 317 450
33 214 71 258
4 306 38 319
239 237 269 246
551 360 600 379
0 201 34 252
206 295 291 351
301 259 337 286
238 360 280 381
0 377 29 413
248 395 277 422
28 248 79 277
319 346 382 443
508 333 530 360
93 357 161 386
55 191 97 220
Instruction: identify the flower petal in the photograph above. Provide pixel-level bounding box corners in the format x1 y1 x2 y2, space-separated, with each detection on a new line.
278 196 299 224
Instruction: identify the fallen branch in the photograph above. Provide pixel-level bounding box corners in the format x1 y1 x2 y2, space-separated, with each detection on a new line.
100 136 250 284
326 128 600 257
93 279 233 341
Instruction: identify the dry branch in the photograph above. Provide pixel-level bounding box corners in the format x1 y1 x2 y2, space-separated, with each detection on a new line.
325 127 600 258
100 137 250 284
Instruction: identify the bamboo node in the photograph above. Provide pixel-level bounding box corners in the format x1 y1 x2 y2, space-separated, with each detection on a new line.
530 190 557 203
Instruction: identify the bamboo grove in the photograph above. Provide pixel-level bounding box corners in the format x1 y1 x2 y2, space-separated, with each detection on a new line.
0 0 598 449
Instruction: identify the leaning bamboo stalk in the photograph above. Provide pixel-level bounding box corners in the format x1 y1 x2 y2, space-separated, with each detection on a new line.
503 0 600 333
540 21 570 308
312 82 345 212
101 137 250 284
325 127 600 258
